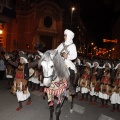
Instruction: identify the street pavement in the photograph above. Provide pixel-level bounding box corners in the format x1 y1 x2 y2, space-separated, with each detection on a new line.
0 80 119 120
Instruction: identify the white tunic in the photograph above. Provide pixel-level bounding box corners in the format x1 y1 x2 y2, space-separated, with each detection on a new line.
110 92 120 104
81 87 89 94
56 43 77 71
89 83 99 96
99 92 109 100
16 82 30 102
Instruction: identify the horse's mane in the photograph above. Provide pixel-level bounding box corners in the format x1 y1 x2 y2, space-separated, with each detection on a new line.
38 50 70 81
53 50 70 81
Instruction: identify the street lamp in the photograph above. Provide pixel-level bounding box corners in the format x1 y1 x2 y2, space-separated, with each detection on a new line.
0 30 3 34
71 7 75 29
112 48 115 51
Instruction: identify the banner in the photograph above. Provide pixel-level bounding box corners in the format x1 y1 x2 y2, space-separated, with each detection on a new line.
103 39 118 43
99 48 106 51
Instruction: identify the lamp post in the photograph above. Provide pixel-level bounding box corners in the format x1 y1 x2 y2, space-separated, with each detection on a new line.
70 7 75 29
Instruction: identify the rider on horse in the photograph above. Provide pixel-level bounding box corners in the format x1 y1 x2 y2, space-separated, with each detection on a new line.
56 29 77 95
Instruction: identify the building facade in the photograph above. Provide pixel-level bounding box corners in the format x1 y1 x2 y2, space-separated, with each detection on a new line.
0 0 85 53
4 0 64 52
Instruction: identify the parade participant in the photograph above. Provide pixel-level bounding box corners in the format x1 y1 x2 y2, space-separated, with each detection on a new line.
5 52 39 111
29 53 41 91
37 29 77 94
56 29 77 95
6 51 18 89
110 61 120 112
89 59 102 105
27 52 35 89
33 53 43 92
6 63 15 89
99 60 112 108
74 57 81 97
78 59 91 101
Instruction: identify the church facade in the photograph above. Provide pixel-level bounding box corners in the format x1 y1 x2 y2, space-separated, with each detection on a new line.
4 0 64 52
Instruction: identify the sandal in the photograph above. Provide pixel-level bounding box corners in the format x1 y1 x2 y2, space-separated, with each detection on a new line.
16 106 22 111
26 100 32 105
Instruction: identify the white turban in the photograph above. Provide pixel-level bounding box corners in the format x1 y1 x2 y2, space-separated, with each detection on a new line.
64 29 74 45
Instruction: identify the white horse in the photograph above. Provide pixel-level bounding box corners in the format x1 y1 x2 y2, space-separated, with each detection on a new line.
38 50 74 120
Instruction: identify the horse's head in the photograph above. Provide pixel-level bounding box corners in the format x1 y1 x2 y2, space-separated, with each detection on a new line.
38 50 58 87
38 49 70 87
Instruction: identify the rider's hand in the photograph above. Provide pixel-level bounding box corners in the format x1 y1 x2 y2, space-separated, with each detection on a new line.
63 53 68 59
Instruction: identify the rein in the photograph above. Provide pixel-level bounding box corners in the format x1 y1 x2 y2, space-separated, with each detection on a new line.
44 73 57 81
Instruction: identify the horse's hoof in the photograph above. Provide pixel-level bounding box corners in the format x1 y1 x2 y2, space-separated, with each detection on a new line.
70 109 73 113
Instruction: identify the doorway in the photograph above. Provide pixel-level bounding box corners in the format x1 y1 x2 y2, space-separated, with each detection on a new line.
40 35 53 52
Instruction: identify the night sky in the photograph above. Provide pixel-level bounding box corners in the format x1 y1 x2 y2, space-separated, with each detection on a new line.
72 0 120 48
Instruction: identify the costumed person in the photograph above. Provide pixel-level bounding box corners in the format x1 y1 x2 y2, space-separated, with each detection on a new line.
27 52 34 89
35 52 44 92
78 59 91 101
37 29 77 118
30 52 41 91
74 57 81 98
6 52 18 89
54 29 77 116
99 60 112 108
6 62 15 89
110 61 120 112
56 29 77 95
5 52 39 111
37 29 77 91
89 59 102 105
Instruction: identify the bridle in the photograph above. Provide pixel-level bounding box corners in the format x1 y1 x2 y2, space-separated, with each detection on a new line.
43 67 57 81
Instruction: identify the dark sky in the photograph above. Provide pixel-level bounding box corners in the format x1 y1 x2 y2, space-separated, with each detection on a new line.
72 0 120 48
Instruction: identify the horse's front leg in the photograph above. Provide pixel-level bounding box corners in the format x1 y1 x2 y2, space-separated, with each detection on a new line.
49 102 54 120
55 95 66 120
70 95 74 113
67 92 74 113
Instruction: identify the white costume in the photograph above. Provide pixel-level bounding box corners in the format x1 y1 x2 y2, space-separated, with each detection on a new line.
99 62 111 100
110 63 120 105
110 92 120 104
90 62 100 97
15 57 30 102
56 29 77 71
